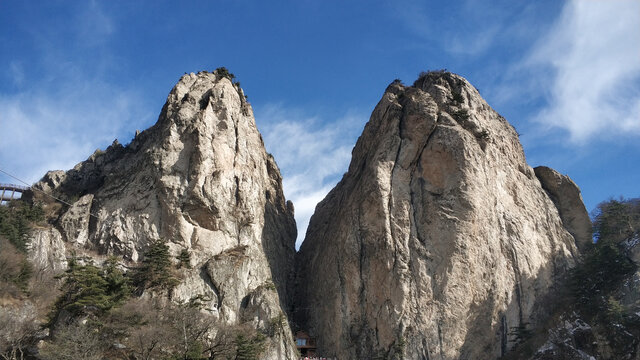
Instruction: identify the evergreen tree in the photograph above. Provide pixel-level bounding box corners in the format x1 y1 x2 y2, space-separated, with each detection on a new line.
592 198 640 244
0 200 43 252
177 248 191 269
571 199 639 316
103 256 130 307
50 256 131 322
132 239 179 293
234 333 265 360
54 258 112 315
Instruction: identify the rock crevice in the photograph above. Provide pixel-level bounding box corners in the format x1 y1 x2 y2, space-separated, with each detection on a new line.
294 71 582 360
27 70 298 359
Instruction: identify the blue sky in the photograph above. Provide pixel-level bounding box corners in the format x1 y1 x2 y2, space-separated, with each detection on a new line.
1 1 639 247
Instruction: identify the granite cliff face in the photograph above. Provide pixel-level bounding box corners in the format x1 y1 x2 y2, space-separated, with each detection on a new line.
534 166 592 252
294 72 590 359
26 71 298 359
17 69 599 359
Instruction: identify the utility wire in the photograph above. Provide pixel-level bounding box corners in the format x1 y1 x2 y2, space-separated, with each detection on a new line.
0 167 100 219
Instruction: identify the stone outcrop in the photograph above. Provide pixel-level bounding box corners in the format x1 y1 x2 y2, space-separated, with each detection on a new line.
26 71 298 359
534 166 592 251
532 318 598 360
28 227 67 273
531 315 640 360
295 72 582 359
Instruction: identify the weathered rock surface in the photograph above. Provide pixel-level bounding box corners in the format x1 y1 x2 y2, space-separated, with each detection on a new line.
27 71 298 359
28 227 67 273
534 166 592 251
528 199 640 360
530 314 640 360
532 319 598 360
295 72 581 359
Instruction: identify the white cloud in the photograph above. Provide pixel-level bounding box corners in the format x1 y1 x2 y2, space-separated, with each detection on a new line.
255 104 366 249
0 3 151 186
527 0 640 143
0 82 150 184
77 0 115 46
8 62 25 87
447 26 500 56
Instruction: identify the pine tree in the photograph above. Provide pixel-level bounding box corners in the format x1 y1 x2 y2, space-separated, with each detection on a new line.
103 256 130 306
54 258 113 315
49 256 131 322
234 333 265 360
176 248 191 269
0 200 43 252
133 239 179 293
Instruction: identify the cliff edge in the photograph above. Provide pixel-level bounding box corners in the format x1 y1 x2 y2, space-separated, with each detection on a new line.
295 71 590 359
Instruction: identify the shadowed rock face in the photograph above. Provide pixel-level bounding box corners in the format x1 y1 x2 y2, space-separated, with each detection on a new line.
295 72 582 360
27 71 298 359
534 166 592 251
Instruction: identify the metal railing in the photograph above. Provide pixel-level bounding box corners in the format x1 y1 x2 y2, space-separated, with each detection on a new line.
0 183 29 202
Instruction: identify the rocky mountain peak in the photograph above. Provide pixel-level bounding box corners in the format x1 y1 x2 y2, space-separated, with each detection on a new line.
26 69 298 359
10 69 599 359
295 71 589 359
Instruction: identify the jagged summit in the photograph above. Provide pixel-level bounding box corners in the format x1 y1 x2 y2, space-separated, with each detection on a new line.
26 70 298 359
11 69 600 359
295 71 590 359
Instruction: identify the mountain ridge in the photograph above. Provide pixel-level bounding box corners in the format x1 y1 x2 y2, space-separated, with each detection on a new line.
4 69 636 360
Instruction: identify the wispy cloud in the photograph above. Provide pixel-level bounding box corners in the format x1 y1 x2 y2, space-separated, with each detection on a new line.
447 26 500 56
0 3 151 186
256 104 366 248
0 83 149 183
391 0 530 57
526 0 640 143
8 62 25 87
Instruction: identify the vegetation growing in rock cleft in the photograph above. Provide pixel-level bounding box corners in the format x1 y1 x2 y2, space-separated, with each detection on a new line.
503 197 640 359
131 239 180 294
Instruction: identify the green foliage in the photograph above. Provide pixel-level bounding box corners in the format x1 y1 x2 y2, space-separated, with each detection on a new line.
501 198 640 360
263 280 276 292
103 256 130 305
267 312 286 337
234 332 266 360
570 199 639 317
184 293 212 309
390 336 406 359
0 199 42 299
50 256 130 320
451 90 464 103
563 197 640 357
173 342 203 360
592 198 640 244
42 271 277 360
0 200 43 252
418 69 448 78
215 66 235 80
605 297 626 324
132 239 179 293
177 248 192 269
571 240 635 314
